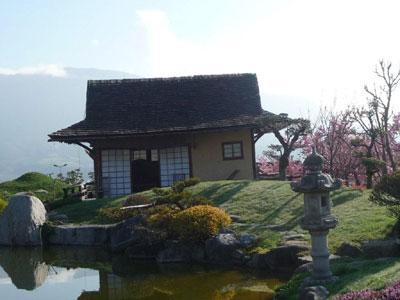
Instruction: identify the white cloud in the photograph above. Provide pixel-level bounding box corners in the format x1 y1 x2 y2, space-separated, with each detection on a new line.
137 1 400 115
0 64 67 77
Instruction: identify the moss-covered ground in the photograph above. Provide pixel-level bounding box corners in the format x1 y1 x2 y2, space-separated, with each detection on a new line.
56 180 396 251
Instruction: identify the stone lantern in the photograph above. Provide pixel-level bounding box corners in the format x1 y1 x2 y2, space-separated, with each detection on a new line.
291 147 341 285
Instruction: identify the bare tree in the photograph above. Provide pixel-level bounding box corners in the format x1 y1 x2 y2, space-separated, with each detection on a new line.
364 60 400 173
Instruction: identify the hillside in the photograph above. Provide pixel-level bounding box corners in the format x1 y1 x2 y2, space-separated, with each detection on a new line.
0 172 65 202
56 180 396 251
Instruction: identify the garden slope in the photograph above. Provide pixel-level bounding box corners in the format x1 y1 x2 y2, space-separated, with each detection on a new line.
0 172 65 202
56 180 396 251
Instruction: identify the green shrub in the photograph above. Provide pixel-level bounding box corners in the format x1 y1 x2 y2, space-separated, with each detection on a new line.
123 194 152 207
46 196 81 211
153 177 211 210
0 198 7 214
370 172 400 219
148 205 179 233
98 207 139 223
171 205 232 242
171 177 200 193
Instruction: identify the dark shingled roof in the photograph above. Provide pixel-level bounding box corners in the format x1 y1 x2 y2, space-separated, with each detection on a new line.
49 73 267 141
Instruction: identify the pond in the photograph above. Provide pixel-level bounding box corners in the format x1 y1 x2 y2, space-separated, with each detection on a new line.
0 246 285 300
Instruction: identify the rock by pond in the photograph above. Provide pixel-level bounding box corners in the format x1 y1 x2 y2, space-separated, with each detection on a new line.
248 244 309 273
0 195 46 246
205 233 247 266
47 224 113 246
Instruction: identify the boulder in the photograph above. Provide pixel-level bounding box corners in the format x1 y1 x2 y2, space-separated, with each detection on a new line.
0 195 46 246
48 224 113 246
299 286 329 300
124 227 166 260
156 241 192 263
248 244 309 273
335 242 362 258
361 239 400 258
230 215 243 223
205 233 245 266
239 234 257 249
109 215 147 252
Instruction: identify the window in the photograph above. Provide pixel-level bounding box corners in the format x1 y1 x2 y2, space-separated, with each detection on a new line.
101 149 131 197
222 142 243 160
133 150 147 160
159 146 190 187
151 149 159 161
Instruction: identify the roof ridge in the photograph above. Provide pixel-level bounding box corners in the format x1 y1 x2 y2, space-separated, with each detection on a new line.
87 73 256 85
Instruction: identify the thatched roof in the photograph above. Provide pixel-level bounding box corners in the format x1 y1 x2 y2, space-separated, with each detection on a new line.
49 73 277 142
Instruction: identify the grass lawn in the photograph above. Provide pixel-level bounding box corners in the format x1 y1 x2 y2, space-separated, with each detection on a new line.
0 172 65 202
276 256 400 299
55 179 396 251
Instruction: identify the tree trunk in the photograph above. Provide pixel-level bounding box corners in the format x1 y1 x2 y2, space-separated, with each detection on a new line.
279 154 289 180
380 134 388 175
366 171 373 189
385 133 396 172
366 145 374 189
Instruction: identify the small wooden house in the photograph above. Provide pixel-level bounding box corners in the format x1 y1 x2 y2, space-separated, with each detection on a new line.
49 73 276 197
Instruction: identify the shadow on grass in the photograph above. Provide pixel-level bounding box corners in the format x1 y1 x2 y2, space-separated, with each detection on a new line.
331 189 363 207
281 205 304 230
328 257 399 295
198 181 251 206
385 219 400 239
261 193 301 226
56 197 121 224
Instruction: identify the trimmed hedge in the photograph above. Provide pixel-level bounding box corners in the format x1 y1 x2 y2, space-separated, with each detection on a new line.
172 205 232 242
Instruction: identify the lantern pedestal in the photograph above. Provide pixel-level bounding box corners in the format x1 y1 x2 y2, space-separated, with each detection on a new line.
291 147 341 289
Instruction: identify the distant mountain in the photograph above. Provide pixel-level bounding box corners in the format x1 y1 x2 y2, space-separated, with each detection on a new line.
0 68 133 181
0 68 308 181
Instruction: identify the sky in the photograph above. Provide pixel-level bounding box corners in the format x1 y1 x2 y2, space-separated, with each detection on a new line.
1 0 400 116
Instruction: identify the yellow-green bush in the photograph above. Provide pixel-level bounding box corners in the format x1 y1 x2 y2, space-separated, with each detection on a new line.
98 207 139 223
172 205 231 242
0 198 7 214
148 205 178 233
153 177 211 209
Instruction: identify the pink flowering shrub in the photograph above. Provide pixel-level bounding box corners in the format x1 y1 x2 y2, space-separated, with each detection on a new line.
257 155 303 179
335 281 400 300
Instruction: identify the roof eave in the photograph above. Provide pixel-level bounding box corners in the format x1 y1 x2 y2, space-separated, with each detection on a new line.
48 123 269 143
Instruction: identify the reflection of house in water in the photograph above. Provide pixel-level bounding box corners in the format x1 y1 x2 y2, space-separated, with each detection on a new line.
78 268 280 300
79 271 172 300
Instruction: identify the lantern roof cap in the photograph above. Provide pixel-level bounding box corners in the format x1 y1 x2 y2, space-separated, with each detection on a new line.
303 146 324 172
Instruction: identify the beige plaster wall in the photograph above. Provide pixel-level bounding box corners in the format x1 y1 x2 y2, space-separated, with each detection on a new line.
92 127 255 183
191 128 254 181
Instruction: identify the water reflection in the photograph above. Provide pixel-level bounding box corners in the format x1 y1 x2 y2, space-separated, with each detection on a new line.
0 247 284 300
0 247 49 290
